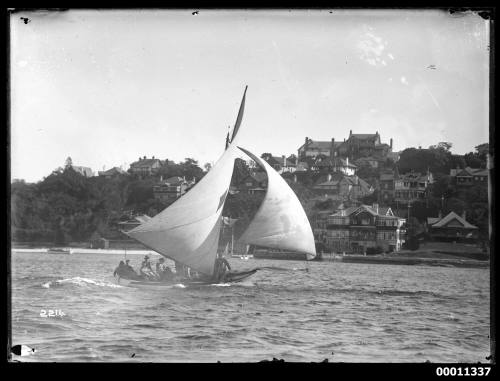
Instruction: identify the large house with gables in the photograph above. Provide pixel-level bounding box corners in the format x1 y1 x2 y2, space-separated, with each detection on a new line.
298 131 394 162
314 204 406 254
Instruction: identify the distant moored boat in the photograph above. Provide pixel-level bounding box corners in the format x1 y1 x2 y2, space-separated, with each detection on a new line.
47 248 73 255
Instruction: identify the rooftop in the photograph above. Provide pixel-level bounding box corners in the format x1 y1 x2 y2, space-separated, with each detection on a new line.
429 211 478 229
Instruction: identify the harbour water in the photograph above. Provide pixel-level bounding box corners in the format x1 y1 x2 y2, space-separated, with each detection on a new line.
11 251 491 363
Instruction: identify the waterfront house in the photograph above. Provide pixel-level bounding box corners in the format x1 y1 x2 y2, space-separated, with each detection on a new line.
129 156 162 176
426 211 478 243
153 176 195 202
314 204 406 254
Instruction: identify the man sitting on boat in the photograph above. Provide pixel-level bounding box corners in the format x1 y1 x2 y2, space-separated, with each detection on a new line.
140 255 157 280
125 260 135 275
213 252 231 283
114 260 141 280
113 261 127 278
155 257 175 281
160 266 175 281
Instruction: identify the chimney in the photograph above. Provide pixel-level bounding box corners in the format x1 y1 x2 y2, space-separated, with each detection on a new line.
138 157 141 161
282 155 286 167
330 138 335 159
293 174 297 183
160 175 163 182
390 138 393 149
327 173 332 181
346 157 349 166
152 155 155 159
349 130 352 137
143 155 146 160
372 203 379 214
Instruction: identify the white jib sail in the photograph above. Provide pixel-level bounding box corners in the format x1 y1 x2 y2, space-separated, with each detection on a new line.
237 147 317 260
127 87 247 276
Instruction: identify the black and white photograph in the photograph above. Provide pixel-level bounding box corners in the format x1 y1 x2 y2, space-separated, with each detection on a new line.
8 9 493 365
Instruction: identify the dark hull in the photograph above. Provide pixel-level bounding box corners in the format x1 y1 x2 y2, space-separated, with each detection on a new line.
114 269 257 288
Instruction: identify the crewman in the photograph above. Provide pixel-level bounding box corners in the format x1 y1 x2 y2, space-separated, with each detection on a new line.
113 261 126 277
140 255 156 280
213 252 231 282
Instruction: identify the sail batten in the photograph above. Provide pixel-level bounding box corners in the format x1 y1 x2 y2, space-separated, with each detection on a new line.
236 147 316 259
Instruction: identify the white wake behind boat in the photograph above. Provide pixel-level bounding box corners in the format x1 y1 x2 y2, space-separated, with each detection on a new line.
120 86 316 285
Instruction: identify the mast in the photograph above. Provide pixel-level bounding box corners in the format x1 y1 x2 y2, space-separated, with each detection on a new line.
231 224 234 255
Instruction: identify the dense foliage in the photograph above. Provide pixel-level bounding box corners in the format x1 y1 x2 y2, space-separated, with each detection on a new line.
11 142 490 245
11 159 207 243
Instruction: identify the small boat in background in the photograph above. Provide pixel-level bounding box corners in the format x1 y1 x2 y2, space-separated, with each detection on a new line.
47 248 73 255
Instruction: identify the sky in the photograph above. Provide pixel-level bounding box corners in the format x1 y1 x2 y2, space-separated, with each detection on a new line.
10 9 490 183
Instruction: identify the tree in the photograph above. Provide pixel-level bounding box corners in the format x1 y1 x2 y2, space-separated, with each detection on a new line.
463 143 488 169
261 153 273 162
204 162 212 172
398 144 453 176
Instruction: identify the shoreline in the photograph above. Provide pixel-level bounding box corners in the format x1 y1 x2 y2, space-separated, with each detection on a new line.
336 254 489 269
11 248 162 256
12 246 489 269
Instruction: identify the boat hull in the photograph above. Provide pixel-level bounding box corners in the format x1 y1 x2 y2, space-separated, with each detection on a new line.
114 269 257 287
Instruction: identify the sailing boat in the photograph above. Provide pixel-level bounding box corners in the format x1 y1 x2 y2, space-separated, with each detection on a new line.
115 86 316 286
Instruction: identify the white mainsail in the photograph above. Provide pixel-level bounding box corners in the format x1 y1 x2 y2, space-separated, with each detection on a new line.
236 147 316 260
126 87 247 276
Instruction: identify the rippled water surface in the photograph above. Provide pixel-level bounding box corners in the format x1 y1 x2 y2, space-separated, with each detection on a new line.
11 252 491 362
